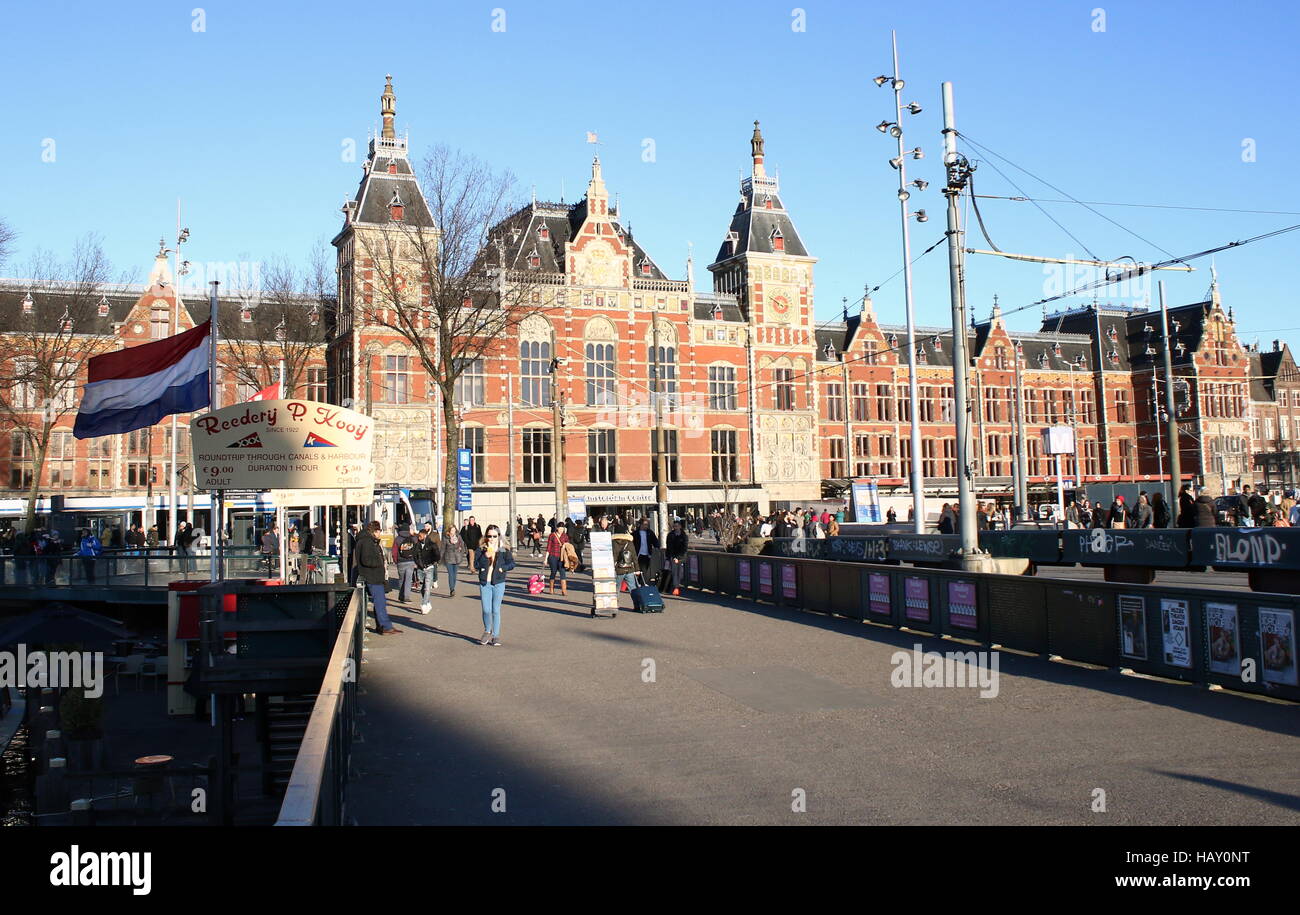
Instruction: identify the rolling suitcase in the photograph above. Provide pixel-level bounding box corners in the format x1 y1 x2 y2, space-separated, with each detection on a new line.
630 573 665 613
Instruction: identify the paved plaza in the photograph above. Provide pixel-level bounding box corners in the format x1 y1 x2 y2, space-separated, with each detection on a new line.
349 554 1300 826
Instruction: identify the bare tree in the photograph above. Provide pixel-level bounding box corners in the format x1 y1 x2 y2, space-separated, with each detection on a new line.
218 251 334 398
0 217 15 271
352 144 543 531
0 235 115 531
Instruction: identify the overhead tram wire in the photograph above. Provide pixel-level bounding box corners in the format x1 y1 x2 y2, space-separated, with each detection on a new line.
972 195 1300 218
956 131 1186 266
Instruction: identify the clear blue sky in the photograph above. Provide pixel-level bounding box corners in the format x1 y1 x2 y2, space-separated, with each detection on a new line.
3 0 1298 343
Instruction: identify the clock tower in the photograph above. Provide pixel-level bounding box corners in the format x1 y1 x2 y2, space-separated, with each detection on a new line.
707 122 821 505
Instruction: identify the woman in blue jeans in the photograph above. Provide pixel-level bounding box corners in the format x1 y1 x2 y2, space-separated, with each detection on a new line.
473 525 515 646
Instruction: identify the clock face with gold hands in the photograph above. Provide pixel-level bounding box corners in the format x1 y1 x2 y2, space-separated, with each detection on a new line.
770 294 790 316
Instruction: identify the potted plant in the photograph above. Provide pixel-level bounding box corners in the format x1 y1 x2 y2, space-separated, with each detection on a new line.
59 687 104 772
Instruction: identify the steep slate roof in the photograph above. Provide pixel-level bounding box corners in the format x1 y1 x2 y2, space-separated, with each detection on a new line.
1249 352 1272 402
489 198 671 281
348 156 436 228
694 291 744 323
712 185 810 264
0 283 141 335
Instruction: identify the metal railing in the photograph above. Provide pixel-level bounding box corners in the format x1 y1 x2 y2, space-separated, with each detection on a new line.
687 548 1300 703
275 587 365 826
0 546 266 589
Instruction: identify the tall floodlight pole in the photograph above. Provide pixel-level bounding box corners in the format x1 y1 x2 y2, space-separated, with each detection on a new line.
1159 281 1181 509
1013 345 1029 519
169 207 189 545
875 31 927 532
940 82 978 556
507 373 517 548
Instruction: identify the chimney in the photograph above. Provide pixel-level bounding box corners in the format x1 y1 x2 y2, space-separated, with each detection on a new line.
1275 340 1281 352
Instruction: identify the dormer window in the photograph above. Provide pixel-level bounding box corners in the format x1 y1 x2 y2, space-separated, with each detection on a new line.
640 260 652 276
712 304 724 321
932 336 942 352
1074 354 1086 368
770 227 785 252
916 346 927 365
1107 349 1120 364
60 309 73 332
824 342 837 360
386 159 398 175
389 190 404 221
21 290 33 315
240 302 253 323
1038 351 1048 367
97 295 110 317
887 333 897 347
1176 341 1187 356
538 224 549 240
1107 324 1118 341
763 195 773 210
309 305 320 326
1052 341 1062 356
726 230 739 255
528 248 541 269
462 296 473 308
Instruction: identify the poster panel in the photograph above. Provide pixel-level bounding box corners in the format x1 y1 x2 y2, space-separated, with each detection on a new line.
758 562 773 596
904 575 930 622
947 579 978 630
1259 608 1298 686
1205 602 1240 677
868 572 891 616
1118 594 1147 660
737 558 752 592
781 564 797 600
1160 598 1192 669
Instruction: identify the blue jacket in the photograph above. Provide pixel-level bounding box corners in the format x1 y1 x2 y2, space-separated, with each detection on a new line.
474 547 516 585
78 535 103 557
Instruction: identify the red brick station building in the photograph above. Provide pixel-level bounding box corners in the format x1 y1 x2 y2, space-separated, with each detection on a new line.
2 78 1297 530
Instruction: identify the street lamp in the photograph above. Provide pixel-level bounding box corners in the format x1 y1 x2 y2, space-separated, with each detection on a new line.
875 30 927 532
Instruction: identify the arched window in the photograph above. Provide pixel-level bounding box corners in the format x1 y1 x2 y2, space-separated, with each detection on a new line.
584 317 617 407
650 320 678 410
519 316 553 407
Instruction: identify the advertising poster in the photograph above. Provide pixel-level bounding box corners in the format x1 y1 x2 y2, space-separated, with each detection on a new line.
867 481 881 523
904 575 930 622
192 400 375 491
1205 602 1240 677
947 580 978 630
1118 594 1147 660
851 481 872 523
567 496 586 522
758 562 773 596
781 564 797 600
868 572 891 616
1259 608 1298 686
1160 598 1192 669
737 558 752 592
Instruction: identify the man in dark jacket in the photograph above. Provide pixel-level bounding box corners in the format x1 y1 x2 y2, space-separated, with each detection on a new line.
665 520 689 596
1135 493 1154 528
414 527 440 613
634 519 660 579
460 516 482 559
1193 488 1219 528
1177 484 1195 527
1245 486 1268 526
356 521 398 634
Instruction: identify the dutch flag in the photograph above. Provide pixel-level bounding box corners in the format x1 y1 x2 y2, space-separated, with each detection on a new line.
73 321 212 439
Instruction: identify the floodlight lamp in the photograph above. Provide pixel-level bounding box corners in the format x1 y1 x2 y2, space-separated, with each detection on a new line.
911 147 924 160
915 210 929 222
889 125 902 138
876 120 892 133
904 102 922 115
889 156 903 170
874 75 890 87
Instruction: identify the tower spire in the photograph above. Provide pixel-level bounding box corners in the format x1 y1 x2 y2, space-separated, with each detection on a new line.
750 120 766 179
381 74 396 140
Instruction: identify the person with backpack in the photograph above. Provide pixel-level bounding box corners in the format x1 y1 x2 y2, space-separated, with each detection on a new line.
665 519 688 596
612 529 638 597
413 527 440 613
391 524 419 605
77 529 103 584
545 523 572 597
474 525 515 646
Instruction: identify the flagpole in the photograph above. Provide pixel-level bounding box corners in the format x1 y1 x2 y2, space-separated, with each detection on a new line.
209 280 222 582
169 202 182 549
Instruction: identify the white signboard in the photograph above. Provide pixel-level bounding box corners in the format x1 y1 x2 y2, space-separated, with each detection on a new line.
271 488 373 508
1042 425 1075 455
1160 598 1192 669
192 400 375 491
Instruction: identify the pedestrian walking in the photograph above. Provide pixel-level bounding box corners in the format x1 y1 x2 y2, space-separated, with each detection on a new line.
356 521 399 634
414 527 440 614
665 519 688 596
1136 493 1154 528
440 526 464 596
474 525 514 646
460 515 483 561
77 529 103 584
1152 491 1171 529
545 523 571 597
634 519 659 579
391 524 418 604
1177 484 1195 527
1193 487 1218 527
